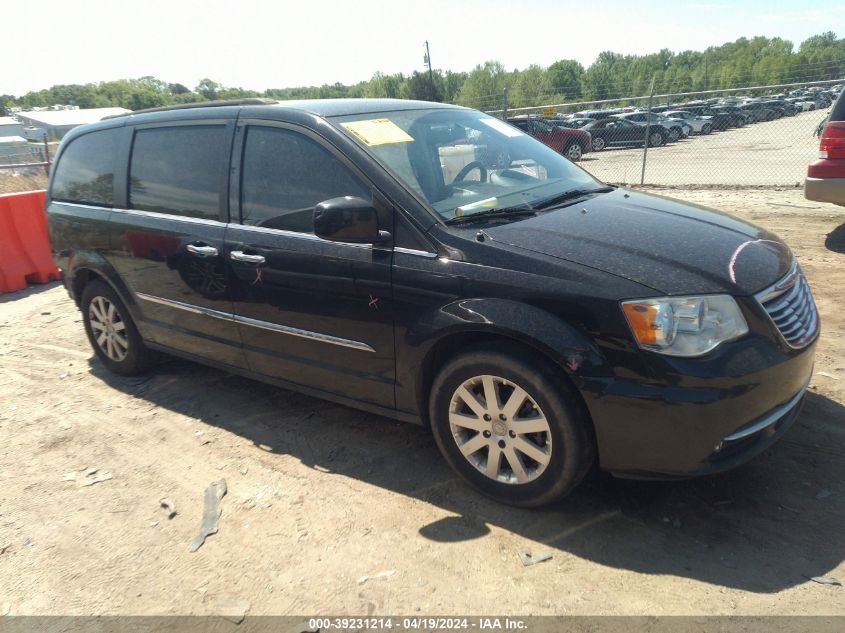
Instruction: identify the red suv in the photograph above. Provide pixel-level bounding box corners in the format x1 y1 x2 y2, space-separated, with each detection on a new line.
507 116 592 161
805 88 845 206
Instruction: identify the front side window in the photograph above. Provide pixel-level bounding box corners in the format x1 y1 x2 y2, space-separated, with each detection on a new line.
333 109 597 221
240 126 369 232
51 128 118 206
129 125 225 219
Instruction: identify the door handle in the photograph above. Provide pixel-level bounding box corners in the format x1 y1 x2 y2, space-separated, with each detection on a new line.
230 250 266 265
187 244 218 258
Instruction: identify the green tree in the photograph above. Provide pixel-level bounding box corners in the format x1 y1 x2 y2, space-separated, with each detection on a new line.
404 71 442 102
545 60 585 100
0 95 15 115
456 61 510 110
195 79 223 100
508 65 547 108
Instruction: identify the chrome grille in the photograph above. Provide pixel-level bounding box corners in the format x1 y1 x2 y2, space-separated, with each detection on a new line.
756 263 819 348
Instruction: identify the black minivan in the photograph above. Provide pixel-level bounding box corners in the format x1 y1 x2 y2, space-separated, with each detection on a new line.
47 98 818 506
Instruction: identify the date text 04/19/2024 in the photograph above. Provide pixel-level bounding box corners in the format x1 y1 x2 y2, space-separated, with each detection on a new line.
306 617 528 630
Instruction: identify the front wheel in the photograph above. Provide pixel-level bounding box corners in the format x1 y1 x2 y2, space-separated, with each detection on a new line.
429 345 595 507
648 131 664 147
591 136 606 151
702 123 713 135
667 127 681 142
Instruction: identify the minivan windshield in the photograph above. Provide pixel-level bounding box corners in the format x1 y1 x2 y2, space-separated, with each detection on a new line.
332 108 601 221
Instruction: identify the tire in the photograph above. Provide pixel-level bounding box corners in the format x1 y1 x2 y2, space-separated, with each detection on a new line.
667 127 681 142
429 344 596 507
648 131 664 147
591 136 606 151
564 142 584 161
81 280 155 376
702 123 713 135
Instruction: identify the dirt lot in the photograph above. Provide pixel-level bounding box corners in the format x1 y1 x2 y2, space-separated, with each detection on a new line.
585 109 827 186
0 188 844 618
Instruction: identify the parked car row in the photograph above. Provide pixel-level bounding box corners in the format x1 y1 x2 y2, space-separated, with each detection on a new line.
509 85 843 158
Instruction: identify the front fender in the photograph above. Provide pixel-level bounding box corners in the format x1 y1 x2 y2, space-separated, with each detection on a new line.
418 297 607 375
395 297 612 420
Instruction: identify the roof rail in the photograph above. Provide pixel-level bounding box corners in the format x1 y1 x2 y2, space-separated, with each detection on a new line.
103 98 278 119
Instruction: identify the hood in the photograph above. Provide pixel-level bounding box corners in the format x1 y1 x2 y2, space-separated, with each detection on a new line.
484 189 792 296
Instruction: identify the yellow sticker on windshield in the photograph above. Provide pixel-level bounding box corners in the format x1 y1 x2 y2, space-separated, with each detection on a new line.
341 119 414 146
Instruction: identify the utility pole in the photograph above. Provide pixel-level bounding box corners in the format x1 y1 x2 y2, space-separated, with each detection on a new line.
641 76 656 185
704 51 708 91
424 41 435 96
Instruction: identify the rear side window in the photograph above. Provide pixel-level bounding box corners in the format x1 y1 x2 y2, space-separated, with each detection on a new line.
51 128 118 206
129 125 225 220
240 126 369 232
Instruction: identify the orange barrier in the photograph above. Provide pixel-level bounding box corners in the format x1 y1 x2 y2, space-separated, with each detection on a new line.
0 190 60 294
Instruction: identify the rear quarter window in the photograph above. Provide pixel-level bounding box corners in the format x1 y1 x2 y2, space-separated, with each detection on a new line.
51 128 119 207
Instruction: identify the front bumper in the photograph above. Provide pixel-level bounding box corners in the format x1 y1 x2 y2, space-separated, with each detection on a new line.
582 333 817 479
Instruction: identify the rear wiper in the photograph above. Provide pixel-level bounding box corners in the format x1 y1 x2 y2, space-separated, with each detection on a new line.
532 186 616 210
445 207 537 225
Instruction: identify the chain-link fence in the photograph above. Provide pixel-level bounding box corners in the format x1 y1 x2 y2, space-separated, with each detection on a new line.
0 136 51 193
463 79 841 187
0 137 50 174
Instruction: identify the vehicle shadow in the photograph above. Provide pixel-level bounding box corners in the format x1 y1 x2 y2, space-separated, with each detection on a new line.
825 223 845 254
89 356 845 594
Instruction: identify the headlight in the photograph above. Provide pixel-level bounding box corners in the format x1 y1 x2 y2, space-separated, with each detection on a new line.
621 295 748 357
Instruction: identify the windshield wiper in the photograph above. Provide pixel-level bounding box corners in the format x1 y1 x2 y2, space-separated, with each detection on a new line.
445 207 537 225
531 186 616 210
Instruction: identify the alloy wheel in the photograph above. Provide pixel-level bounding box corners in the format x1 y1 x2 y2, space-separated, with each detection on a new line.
448 375 552 484
566 143 583 161
88 296 129 362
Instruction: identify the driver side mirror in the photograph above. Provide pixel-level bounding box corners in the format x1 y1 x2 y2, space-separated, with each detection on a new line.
313 196 391 244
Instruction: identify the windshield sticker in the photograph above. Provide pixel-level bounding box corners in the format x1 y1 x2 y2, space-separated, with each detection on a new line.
341 119 414 146
479 118 523 138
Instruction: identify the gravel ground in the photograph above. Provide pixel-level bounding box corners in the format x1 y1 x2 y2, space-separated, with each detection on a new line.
0 189 843 618
583 109 828 186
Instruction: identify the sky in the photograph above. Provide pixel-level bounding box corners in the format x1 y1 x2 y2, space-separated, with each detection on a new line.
3 0 843 96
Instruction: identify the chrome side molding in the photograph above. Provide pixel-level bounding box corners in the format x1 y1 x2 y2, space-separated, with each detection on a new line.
136 292 374 352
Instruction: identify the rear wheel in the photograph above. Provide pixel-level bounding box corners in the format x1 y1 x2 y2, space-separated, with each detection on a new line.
82 280 155 376
564 141 584 161
702 123 713 135
429 345 595 507
648 131 664 147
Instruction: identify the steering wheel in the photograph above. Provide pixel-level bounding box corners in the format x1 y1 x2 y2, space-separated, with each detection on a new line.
451 160 487 184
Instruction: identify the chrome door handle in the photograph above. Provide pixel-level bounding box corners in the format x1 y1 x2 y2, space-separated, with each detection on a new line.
230 250 265 265
186 244 218 258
